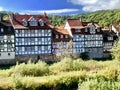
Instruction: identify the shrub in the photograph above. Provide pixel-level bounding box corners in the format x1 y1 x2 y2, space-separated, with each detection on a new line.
11 61 49 76
49 58 73 74
78 78 120 90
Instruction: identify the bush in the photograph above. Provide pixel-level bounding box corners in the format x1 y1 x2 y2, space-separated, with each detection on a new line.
78 78 120 90
49 58 73 74
13 71 86 90
10 61 49 76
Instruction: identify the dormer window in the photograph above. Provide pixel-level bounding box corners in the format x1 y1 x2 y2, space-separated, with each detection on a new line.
85 28 88 32
29 17 38 26
90 25 95 34
39 19 45 26
23 20 28 26
97 28 100 32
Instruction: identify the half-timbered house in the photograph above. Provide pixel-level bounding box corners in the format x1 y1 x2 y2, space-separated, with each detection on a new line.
64 19 103 58
9 14 52 60
52 26 72 55
102 29 118 57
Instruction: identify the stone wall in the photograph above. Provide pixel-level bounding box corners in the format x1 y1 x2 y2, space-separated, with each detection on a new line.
15 54 57 63
0 59 16 65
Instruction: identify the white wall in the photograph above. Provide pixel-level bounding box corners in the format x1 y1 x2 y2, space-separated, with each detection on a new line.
0 52 15 60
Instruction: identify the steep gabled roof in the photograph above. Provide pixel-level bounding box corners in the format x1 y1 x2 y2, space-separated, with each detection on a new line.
66 19 84 29
113 24 120 32
66 19 100 29
9 14 52 29
54 26 69 35
67 19 82 26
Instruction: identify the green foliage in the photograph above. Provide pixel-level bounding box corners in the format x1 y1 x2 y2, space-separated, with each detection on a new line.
10 61 49 76
0 58 120 89
78 78 120 90
49 9 120 27
111 40 120 60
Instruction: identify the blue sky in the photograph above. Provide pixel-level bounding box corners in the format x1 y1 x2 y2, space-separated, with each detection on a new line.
0 0 120 15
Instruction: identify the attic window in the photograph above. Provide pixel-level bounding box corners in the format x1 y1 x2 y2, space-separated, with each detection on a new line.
85 28 88 32
97 28 100 32
90 25 95 34
39 19 45 26
29 17 38 26
23 20 28 26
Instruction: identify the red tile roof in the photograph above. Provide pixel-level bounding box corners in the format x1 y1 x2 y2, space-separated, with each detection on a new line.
66 19 100 29
67 19 82 27
9 14 52 29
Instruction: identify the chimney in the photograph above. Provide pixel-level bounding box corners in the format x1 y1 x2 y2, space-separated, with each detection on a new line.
9 13 14 20
80 17 82 22
109 24 112 31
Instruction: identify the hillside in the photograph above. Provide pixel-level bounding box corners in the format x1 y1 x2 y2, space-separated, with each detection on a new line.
0 9 120 27
49 9 120 27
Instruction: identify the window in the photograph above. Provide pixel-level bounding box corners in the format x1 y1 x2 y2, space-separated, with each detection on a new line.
23 20 28 26
1 28 4 32
29 17 38 26
85 28 88 32
90 25 95 34
7 36 12 41
61 35 63 38
0 36 3 40
39 19 45 26
97 28 100 32
75 29 81 32
56 35 59 38
108 37 113 40
65 35 68 38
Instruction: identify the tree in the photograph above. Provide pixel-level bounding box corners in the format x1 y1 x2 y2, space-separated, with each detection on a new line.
56 40 74 60
111 39 120 60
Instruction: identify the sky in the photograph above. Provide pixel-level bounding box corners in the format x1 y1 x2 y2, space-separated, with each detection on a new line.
0 0 120 15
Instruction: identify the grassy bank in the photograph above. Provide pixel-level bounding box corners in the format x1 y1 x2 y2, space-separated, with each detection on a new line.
0 58 120 90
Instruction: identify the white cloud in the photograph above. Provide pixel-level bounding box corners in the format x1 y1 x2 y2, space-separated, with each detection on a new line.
68 0 120 12
0 6 4 11
20 9 79 15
